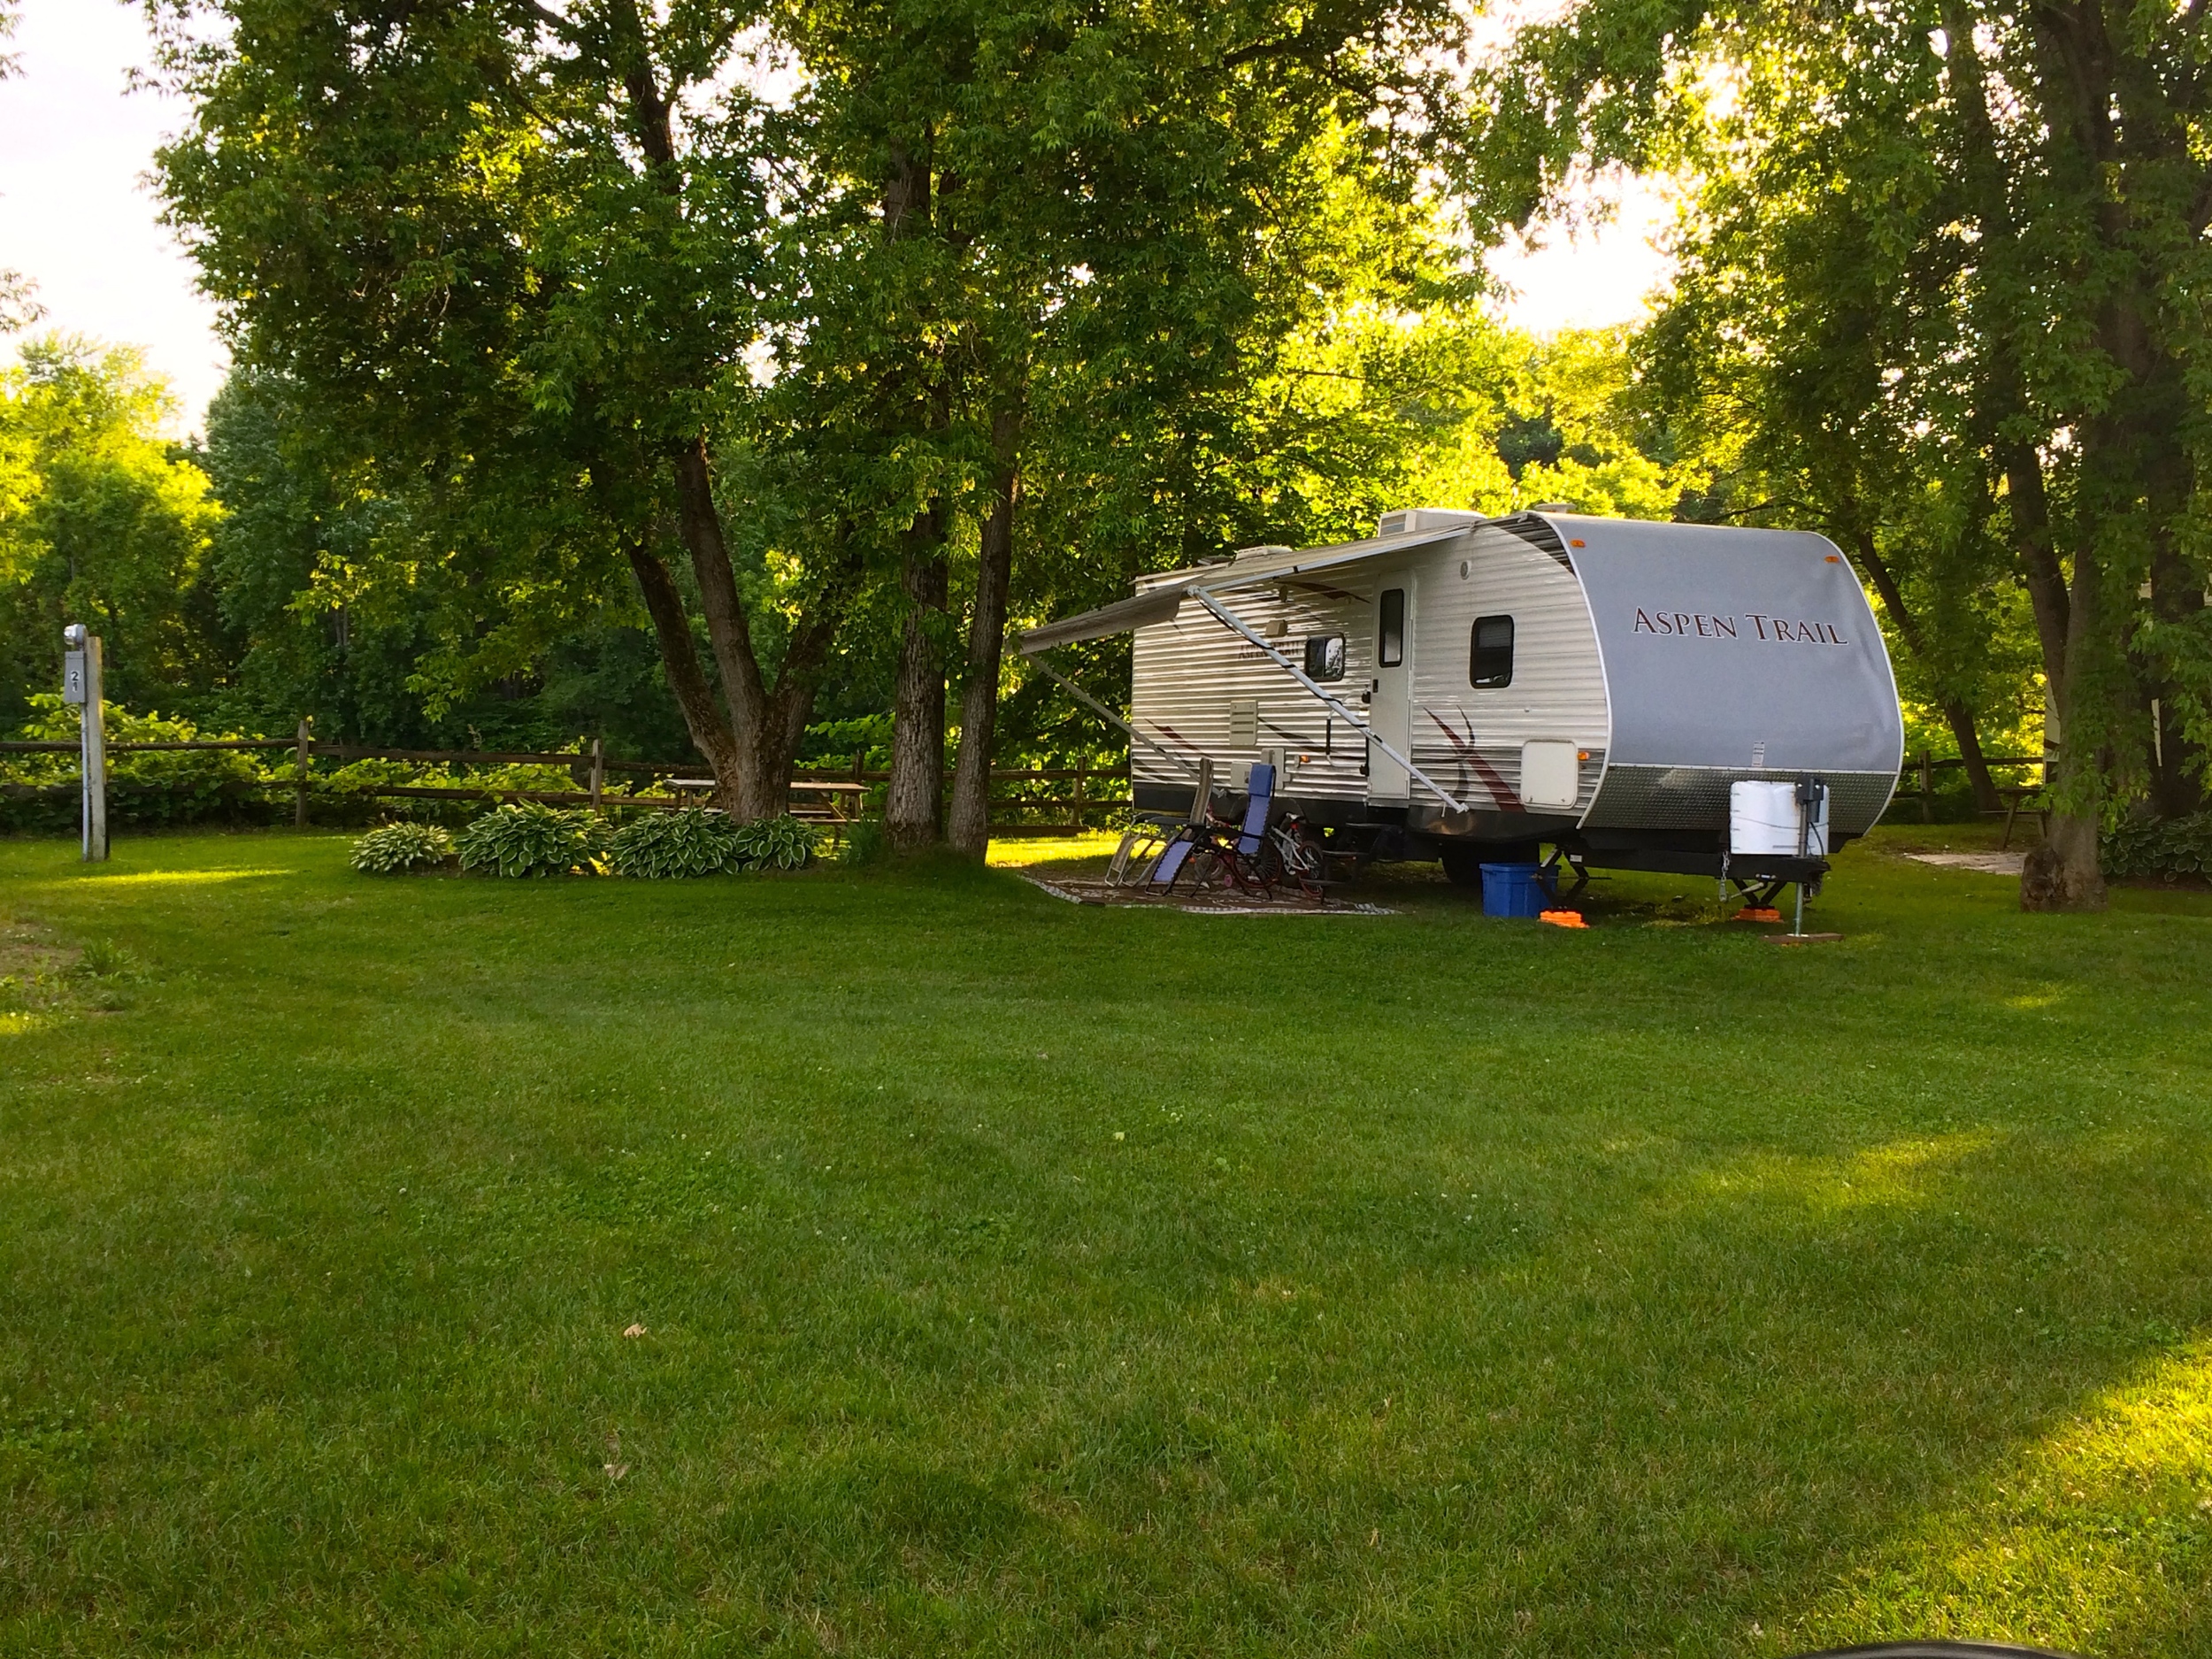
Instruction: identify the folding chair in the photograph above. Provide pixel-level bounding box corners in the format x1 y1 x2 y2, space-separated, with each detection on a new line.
1111 757 1212 888
1150 762 1276 895
1210 762 1277 894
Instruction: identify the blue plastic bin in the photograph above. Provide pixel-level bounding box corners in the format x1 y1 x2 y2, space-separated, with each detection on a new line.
1479 861 1552 918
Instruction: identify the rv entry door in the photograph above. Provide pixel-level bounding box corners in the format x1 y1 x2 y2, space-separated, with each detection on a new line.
1369 576 1414 803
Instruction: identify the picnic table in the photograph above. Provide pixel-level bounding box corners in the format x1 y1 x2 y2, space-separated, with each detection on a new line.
664 779 868 824
1997 783 2049 850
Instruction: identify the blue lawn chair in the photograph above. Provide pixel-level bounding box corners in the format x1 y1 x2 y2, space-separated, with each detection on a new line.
1150 763 1276 895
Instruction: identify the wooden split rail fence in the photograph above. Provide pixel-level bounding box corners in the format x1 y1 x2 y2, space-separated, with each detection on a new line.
6 730 2057 834
0 729 1130 835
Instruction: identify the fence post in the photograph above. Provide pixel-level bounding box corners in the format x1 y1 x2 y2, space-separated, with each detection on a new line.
1917 749 1932 822
1072 759 1087 833
295 718 311 827
589 737 605 815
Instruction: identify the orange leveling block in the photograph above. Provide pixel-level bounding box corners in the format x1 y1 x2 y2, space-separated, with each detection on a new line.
1539 910 1588 929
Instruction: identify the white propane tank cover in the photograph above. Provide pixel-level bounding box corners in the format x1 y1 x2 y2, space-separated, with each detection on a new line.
1730 780 1828 856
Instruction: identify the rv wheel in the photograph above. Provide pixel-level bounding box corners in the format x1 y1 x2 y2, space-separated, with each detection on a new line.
1439 844 1486 887
1441 841 1544 887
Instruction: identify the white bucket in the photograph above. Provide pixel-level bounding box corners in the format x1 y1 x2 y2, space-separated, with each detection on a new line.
1730 780 1828 856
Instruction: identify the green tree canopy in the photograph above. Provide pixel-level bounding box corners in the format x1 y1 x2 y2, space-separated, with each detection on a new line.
145 0 1481 840
0 338 226 725
1476 0 2212 908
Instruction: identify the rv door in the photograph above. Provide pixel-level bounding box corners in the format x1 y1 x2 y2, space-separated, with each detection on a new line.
1369 576 1413 803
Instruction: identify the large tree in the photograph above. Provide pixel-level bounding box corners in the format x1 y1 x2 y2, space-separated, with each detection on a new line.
1479 0 2212 910
715 0 1479 851
146 0 1475 844
149 0 828 817
1627 23 2037 815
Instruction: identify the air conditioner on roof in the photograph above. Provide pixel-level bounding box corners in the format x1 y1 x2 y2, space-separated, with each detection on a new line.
1376 507 1483 539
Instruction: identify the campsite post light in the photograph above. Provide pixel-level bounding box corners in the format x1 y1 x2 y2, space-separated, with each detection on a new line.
62 623 107 863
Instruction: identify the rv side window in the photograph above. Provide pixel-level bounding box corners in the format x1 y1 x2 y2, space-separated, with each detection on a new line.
1470 615 1514 687
1378 589 1406 667
1303 634 1346 681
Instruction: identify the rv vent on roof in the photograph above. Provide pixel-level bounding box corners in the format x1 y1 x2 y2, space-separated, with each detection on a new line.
1376 507 1482 540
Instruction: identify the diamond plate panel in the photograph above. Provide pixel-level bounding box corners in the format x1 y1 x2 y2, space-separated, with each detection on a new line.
1584 765 1897 834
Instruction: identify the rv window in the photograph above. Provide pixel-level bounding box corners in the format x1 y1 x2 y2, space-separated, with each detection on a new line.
1379 589 1406 666
1470 615 1515 687
1302 634 1346 681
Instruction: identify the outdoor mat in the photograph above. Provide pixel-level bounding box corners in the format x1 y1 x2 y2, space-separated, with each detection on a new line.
1018 873 1396 915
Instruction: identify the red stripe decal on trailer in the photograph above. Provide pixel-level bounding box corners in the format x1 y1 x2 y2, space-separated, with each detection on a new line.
1425 710 1526 812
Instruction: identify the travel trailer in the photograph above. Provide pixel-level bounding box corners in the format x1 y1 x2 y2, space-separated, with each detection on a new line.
1018 509 1904 887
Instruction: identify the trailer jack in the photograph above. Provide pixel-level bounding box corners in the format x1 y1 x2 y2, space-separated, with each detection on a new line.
1540 847 1591 898
1724 873 1793 910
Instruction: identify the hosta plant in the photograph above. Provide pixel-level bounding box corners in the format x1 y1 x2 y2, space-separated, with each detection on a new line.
2102 810 2212 879
733 814 819 872
350 821 457 874
606 808 741 879
455 803 608 878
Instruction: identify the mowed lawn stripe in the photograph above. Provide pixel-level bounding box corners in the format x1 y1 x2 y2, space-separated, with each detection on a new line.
1 828 2208 1656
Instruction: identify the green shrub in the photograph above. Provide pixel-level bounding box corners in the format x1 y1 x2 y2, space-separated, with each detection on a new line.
2 695 277 833
351 821 457 875
2102 810 2212 879
733 814 819 872
455 803 608 878
606 808 741 878
840 818 887 867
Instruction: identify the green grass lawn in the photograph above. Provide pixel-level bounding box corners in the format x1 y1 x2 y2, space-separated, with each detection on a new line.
3 827 2209 1657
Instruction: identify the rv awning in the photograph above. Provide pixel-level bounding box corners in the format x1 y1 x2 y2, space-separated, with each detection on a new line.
1017 586 1191 653
1015 521 1476 655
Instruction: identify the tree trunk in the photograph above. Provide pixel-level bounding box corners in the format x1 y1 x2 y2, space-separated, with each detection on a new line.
1849 528 2002 812
2023 519 2111 912
2146 541 2205 818
1944 702 2002 814
1944 6 2078 822
2021 808 2106 910
948 401 1024 857
1951 8 2117 909
609 29 852 823
624 536 743 794
885 510 949 849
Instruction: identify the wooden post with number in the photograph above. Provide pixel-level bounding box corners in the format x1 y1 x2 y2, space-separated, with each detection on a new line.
295 718 311 827
63 626 107 862
589 737 605 815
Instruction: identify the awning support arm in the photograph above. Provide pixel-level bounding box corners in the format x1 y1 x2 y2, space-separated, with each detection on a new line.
1028 655 1206 781
1187 587 1471 814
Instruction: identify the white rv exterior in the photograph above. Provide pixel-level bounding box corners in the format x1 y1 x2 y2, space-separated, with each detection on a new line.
1018 509 1904 878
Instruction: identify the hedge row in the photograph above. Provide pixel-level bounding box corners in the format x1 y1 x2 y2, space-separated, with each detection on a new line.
351 805 824 878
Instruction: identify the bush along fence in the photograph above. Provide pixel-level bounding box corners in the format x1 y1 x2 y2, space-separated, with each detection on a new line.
1 704 1130 838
